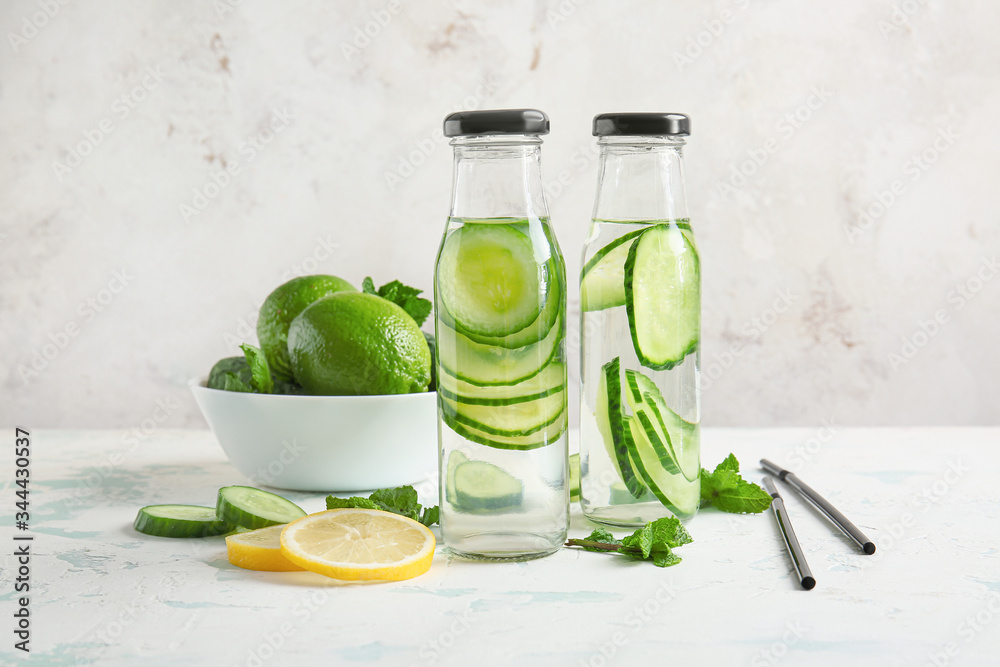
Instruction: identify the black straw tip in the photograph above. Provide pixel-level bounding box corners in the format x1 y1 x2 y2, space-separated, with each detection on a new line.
863 542 876 555
801 576 816 590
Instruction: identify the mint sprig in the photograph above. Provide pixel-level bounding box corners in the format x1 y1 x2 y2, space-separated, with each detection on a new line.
326 485 439 526
219 344 275 394
240 343 274 394
700 453 772 514
362 277 432 327
565 516 692 567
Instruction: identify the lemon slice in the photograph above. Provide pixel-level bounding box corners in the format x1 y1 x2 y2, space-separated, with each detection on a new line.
226 524 304 572
280 509 435 581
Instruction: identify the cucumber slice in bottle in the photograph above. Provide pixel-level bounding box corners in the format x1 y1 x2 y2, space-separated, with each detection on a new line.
441 390 566 437
437 314 562 387
443 407 566 451
133 505 234 538
623 369 700 483
461 257 562 349
609 480 656 505
453 460 524 512
580 221 692 312
624 418 700 517
438 362 566 406
437 222 544 338
624 224 700 370
594 357 645 499
216 486 306 530
580 229 646 312
445 450 469 507
569 453 580 502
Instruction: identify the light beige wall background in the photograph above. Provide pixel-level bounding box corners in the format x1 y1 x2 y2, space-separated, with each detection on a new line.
2 0 998 428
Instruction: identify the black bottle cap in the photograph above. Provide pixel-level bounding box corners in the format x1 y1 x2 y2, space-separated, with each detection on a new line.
593 113 690 137
444 109 550 137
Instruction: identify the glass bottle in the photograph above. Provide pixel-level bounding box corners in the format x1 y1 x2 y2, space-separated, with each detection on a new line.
579 113 700 527
434 109 568 560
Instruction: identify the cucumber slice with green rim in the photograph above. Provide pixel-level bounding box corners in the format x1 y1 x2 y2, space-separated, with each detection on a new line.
623 369 700 482
595 357 645 499
216 486 306 530
133 505 234 538
580 221 692 312
461 256 562 349
437 222 544 338
622 373 684 480
441 389 566 437
581 229 645 312
437 314 562 387
624 225 700 370
445 450 469 507
443 408 567 451
453 460 524 512
569 453 580 502
624 418 700 517
438 362 566 406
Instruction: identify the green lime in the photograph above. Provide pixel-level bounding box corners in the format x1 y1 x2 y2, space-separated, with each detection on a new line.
257 275 357 380
288 292 431 395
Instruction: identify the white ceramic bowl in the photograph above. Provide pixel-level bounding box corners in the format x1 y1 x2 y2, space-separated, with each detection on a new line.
190 378 437 492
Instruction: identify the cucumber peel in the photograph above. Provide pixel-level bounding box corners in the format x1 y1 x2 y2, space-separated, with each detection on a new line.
595 357 645 499
133 505 234 538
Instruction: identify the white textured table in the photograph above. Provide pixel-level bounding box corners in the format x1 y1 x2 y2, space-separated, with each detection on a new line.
3 428 999 666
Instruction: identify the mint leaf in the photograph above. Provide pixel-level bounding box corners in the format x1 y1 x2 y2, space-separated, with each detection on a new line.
370 486 421 518
565 519 691 566
223 372 253 393
587 527 618 544
324 485 439 526
363 277 433 326
715 453 740 474
712 478 773 514
208 356 251 390
326 496 379 511
240 343 274 394
700 469 740 505
621 524 655 558
700 453 772 514
652 551 681 568
419 505 439 527
645 516 691 548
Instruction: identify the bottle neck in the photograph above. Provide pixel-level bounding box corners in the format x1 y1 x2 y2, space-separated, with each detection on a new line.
592 136 688 222
449 135 549 220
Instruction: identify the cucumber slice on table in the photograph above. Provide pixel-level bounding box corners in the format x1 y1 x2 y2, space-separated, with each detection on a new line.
438 362 566 406
445 450 469 507
624 369 699 483
580 229 645 312
437 223 545 338
441 390 566 437
625 418 700 516
453 460 524 512
133 505 234 538
624 224 700 370
594 357 645 499
437 314 562 387
216 486 306 530
443 408 567 451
